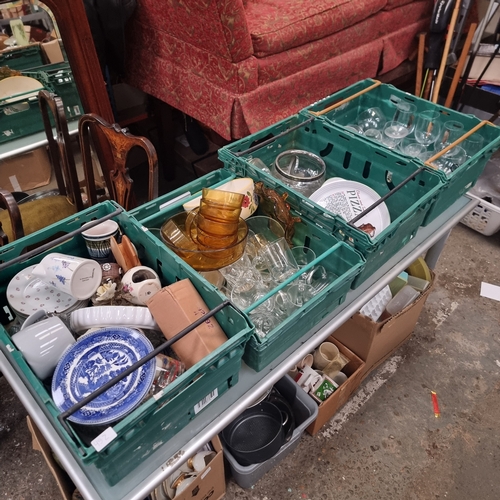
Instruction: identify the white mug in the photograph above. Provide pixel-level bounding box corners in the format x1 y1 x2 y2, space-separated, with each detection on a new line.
121 266 161 305
31 253 102 300
12 310 75 380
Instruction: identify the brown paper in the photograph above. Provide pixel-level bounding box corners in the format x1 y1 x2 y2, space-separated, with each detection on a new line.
147 279 228 368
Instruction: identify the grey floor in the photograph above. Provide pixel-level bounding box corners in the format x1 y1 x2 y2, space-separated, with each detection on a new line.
1 167 500 499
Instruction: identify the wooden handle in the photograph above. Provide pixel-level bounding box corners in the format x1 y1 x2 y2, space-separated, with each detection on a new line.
424 120 492 168
309 80 382 116
444 23 477 108
415 33 426 97
431 0 460 103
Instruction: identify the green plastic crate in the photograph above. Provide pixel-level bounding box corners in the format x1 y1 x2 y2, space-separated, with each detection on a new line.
0 63 81 143
135 171 364 372
0 201 252 486
0 44 44 71
218 114 443 287
301 78 500 225
25 63 83 120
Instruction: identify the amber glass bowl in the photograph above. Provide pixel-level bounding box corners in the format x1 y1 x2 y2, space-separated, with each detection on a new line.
160 212 248 271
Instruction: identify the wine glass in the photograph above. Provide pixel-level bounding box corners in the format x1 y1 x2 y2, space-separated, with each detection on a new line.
434 120 464 152
381 120 410 149
414 110 442 146
392 101 417 134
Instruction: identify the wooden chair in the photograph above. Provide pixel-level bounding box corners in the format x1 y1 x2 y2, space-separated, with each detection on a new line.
0 91 82 246
79 113 159 211
38 90 84 211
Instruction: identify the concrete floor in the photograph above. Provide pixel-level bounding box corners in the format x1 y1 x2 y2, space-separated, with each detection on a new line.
1 184 500 499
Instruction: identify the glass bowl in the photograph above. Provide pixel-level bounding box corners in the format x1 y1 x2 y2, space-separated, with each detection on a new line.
159 212 248 271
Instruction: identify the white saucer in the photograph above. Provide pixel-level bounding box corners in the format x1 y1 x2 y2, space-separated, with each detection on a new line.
309 180 391 237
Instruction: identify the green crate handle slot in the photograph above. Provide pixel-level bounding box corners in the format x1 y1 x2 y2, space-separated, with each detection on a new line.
309 80 382 117
57 300 233 441
0 207 124 272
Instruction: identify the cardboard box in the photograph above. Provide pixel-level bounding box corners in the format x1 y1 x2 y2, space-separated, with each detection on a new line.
165 436 226 500
41 39 64 64
0 146 52 192
28 415 226 500
147 279 228 368
306 337 365 436
26 416 75 500
332 271 435 377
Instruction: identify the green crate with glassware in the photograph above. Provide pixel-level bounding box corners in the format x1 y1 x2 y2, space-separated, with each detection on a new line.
132 166 365 372
218 113 443 286
300 78 500 225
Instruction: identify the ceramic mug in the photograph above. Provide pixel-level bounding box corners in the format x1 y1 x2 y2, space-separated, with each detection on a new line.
313 342 348 377
81 220 120 261
121 266 162 305
31 253 102 300
11 310 75 380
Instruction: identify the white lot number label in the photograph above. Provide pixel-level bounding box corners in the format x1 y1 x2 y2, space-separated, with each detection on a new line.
91 427 118 452
194 388 218 414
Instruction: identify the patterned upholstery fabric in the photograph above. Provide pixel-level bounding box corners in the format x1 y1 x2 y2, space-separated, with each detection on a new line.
383 0 415 10
127 0 434 140
245 0 386 57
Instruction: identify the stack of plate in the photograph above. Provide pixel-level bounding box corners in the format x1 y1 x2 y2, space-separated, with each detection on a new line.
6 265 88 320
51 327 156 426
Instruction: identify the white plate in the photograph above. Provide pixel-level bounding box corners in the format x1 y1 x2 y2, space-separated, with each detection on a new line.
0 76 44 103
7 265 80 317
70 305 160 334
309 180 391 237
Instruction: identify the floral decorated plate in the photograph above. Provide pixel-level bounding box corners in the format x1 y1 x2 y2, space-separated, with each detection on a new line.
51 327 155 426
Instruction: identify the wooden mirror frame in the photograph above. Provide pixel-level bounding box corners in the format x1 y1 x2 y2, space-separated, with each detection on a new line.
41 0 114 123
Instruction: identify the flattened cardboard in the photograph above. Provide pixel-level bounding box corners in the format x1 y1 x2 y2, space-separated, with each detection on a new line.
0 147 51 192
171 436 226 500
306 337 365 436
333 271 435 377
27 416 75 500
147 279 228 368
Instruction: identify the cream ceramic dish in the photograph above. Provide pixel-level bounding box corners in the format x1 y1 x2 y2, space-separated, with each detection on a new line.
182 178 258 219
0 76 44 102
70 305 160 334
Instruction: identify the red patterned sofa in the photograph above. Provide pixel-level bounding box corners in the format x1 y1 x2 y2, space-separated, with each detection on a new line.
126 0 433 140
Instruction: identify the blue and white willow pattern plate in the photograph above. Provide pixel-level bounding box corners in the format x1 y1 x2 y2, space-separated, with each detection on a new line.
52 327 155 426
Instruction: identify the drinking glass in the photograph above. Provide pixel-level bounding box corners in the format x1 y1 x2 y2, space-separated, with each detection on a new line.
463 133 485 158
381 121 410 149
414 110 442 146
434 120 465 152
392 102 417 134
431 146 467 176
364 128 383 141
260 237 299 283
398 137 428 159
357 107 387 132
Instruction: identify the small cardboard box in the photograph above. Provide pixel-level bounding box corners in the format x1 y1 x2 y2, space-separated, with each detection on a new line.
332 271 435 377
147 279 228 368
41 39 65 64
0 147 52 192
26 416 75 500
306 337 365 436
170 436 226 500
